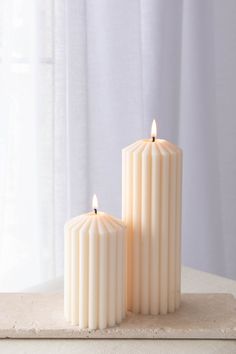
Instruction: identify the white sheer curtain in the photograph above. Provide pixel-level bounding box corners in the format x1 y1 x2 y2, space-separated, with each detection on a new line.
1 0 236 291
0 0 63 290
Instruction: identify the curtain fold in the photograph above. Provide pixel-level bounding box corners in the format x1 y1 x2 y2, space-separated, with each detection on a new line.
179 0 224 275
0 0 236 291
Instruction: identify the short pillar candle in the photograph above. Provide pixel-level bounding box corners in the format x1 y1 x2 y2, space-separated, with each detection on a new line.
122 120 182 315
64 195 126 329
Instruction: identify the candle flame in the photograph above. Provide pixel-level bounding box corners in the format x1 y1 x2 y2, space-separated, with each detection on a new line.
151 120 157 140
92 194 98 211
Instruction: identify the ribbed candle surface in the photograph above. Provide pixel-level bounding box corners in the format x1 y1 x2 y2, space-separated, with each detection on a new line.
122 139 182 315
64 212 126 329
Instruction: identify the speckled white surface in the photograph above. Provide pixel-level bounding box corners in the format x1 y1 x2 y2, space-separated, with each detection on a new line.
1 267 236 354
1 339 236 354
0 292 235 339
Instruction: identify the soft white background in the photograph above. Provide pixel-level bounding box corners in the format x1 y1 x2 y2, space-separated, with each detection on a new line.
0 0 236 291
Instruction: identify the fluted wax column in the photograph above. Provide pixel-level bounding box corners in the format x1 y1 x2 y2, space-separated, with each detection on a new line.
64 195 126 329
122 121 182 315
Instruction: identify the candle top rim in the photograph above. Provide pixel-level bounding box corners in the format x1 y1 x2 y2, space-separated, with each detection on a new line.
65 211 126 231
122 139 182 153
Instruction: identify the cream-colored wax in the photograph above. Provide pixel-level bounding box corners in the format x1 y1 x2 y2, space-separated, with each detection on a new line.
88 218 98 329
122 129 182 315
150 143 160 315
64 207 126 329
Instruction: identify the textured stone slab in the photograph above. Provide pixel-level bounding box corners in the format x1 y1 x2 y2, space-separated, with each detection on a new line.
0 293 235 339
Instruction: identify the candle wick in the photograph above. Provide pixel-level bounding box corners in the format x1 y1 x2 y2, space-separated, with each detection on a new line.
152 136 155 142
94 208 97 214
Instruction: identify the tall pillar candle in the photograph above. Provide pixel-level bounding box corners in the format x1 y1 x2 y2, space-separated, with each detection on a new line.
64 195 126 329
122 120 182 315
